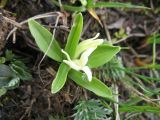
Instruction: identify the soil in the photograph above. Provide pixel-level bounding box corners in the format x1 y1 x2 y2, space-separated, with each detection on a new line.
0 0 160 120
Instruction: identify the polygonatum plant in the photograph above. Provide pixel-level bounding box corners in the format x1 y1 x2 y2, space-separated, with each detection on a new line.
28 13 120 100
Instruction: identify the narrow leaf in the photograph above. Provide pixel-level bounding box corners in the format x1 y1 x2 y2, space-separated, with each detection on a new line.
51 63 70 93
69 70 113 100
147 34 160 44
119 105 160 113
88 2 149 9
87 0 93 6
87 8 102 26
65 13 83 59
28 20 63 62
88 44 121 68
118 67 160 81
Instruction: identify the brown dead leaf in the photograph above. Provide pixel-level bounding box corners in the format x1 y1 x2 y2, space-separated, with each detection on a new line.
87 8 103 27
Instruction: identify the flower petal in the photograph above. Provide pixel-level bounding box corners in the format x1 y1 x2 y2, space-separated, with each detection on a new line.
61 49 71 61
81 66 92 82
63 60 81 71
75 34 104 58
79 47 96 66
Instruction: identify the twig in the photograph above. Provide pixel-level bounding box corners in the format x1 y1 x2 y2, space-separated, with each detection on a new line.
81 18 92 37
6 12 60 43
113 84 120 120
43 25 69 32
19 98 36 120
3 16 22 28
113 33 145 44
101 18 112 43
152 33 156 65
37 13 62 83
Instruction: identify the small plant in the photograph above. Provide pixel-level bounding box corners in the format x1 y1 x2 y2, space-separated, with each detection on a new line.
112 28 128 43
0 50 32 96
73 99 112 120
98 57 125 81
28 13 120 99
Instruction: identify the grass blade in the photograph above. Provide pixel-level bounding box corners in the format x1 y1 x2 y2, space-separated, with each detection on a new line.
119 105 160 113
118 67 160 81
88 2 149 9
147 34 160 44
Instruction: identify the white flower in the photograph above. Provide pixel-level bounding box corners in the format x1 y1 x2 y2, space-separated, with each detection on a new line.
62 33 103 82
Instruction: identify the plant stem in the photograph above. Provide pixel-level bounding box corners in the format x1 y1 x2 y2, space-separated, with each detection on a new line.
152 33 156 66
113 84 120 120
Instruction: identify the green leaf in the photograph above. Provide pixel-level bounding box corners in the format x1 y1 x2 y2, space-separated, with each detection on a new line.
64 13 83 59
0 64 13 78
5 50 15 62
87 2 149 9
0 64 14 87
0 57 6 64
28 20 63 62
49 0 86 12
0 64 20 90
6 77 20 90
69 70 113 100
0 88 7 97
10 61 32 80
87 0 93 6
147 34 160 44
51 63 70 93
87 44 121 68
119 105 160 113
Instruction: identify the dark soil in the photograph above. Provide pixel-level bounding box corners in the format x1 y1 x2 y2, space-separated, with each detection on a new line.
0 0 160 120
